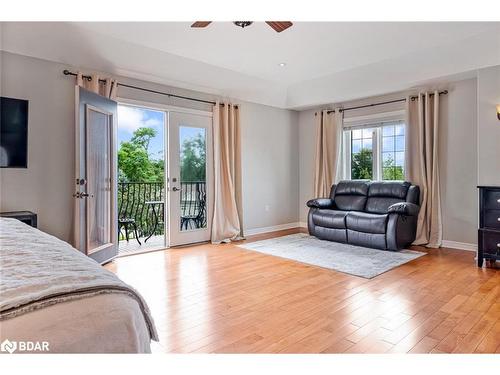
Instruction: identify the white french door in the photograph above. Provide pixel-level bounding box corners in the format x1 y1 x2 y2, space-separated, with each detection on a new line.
168 111 213 246
75 87 118 264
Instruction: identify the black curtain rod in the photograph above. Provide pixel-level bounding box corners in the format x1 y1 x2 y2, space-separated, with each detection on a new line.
62 69 236 107
325 90 448 114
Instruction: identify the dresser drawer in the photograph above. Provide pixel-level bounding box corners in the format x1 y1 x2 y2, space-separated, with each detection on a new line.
483 209 500 230
480 230 500 256
483 189 500 210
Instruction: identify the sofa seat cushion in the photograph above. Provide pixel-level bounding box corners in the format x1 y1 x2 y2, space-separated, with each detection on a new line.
345 211 388 234
311 209 348 229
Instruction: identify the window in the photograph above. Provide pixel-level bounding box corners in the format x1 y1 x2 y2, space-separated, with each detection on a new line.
343 120 405 181
351 128 374 180
381 122 405 180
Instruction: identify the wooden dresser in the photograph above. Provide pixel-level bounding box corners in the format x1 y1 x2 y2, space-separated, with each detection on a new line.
478 186 500 267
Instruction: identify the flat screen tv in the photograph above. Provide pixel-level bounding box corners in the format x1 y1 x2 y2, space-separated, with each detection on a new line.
0 97 29 168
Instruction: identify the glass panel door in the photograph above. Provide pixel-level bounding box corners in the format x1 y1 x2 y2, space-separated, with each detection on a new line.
179 126 207 231
74 87 118 264
86 106 112 254
168 111 213 246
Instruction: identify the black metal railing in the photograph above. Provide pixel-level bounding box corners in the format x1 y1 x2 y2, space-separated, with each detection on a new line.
118 181 206 240
118 182 164 239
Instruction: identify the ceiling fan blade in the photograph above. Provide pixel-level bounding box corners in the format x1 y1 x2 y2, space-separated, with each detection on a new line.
191 21 212 28
266 21 293 33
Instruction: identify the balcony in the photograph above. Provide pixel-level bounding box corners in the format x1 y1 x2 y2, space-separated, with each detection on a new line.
118 181 206 255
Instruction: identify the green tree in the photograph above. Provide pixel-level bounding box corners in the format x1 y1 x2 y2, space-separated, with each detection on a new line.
382 154 404 180
130 127 156 150
351 148 373 179
180 134 206 182
118 127 163 182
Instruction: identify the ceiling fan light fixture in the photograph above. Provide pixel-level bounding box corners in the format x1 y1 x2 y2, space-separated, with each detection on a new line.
233 21 253 29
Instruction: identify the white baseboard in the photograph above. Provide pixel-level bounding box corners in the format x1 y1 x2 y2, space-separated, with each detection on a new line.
244 222 301 236
441 240 477 252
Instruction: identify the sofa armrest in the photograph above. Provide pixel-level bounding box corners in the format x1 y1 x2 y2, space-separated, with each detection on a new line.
388 202 420 216
306 198 334 209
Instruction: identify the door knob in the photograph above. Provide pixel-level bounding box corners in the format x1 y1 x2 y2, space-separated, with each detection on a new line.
73 192 94 198
172 187 182 192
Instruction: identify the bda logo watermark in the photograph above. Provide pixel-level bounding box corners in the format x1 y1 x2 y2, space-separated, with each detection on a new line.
1 339 50 353
1 339 17 354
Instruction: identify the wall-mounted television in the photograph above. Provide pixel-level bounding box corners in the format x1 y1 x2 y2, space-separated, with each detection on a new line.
0 97 29 168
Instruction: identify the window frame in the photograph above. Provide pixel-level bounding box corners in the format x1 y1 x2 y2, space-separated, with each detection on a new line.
342 118 406 182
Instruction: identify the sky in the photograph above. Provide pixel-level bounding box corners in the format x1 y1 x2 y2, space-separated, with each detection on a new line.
118 105 165 161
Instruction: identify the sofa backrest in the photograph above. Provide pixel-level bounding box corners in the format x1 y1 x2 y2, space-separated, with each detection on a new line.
330 180 369 211
365 181 411 214
406 185 420 205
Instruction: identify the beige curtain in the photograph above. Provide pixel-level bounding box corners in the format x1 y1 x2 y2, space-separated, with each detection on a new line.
406 91 442 248
313 109 343 197
76 72 117 99
211 102 243 244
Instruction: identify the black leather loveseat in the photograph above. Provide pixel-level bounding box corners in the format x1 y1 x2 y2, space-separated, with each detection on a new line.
307 180 420 251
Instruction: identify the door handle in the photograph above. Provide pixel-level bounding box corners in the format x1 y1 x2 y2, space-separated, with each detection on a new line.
172 187 182 192
73 192 94 198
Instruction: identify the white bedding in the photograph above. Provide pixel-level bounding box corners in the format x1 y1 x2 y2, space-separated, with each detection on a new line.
0 293 151 353
0 218 157 353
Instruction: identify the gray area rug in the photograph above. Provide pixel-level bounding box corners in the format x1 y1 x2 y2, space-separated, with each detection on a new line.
237 233 425 279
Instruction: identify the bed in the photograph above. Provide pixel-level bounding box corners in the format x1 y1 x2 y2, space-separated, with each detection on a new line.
0 218 158 353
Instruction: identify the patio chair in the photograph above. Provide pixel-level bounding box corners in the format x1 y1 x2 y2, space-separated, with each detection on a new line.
118 217 141 245
181 187 206 230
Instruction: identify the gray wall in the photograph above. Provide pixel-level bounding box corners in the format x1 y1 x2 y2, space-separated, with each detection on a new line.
477 65 500 186
298 78 479 245
0 52 75 241
298 109 317 224
239 102 299 230
0 52 299 241
438 79 478 245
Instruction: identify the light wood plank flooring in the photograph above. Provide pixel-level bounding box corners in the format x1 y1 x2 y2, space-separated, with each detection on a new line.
105 228 500 353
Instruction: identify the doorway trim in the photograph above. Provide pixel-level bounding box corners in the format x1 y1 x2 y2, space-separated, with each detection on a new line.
116 97 213 251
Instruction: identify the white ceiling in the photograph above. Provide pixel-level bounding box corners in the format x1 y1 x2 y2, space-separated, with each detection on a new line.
75 22 498 85
1 22 499 109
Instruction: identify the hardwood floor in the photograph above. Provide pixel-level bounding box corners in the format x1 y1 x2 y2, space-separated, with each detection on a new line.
104 228 500 353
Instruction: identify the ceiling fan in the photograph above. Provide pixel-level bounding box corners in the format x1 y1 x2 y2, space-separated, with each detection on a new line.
191 21 293 33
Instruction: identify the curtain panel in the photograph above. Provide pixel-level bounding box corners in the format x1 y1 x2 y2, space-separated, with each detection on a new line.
313 109 343 197
406 91 442 248
211 102 243 244
76 72 117 100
